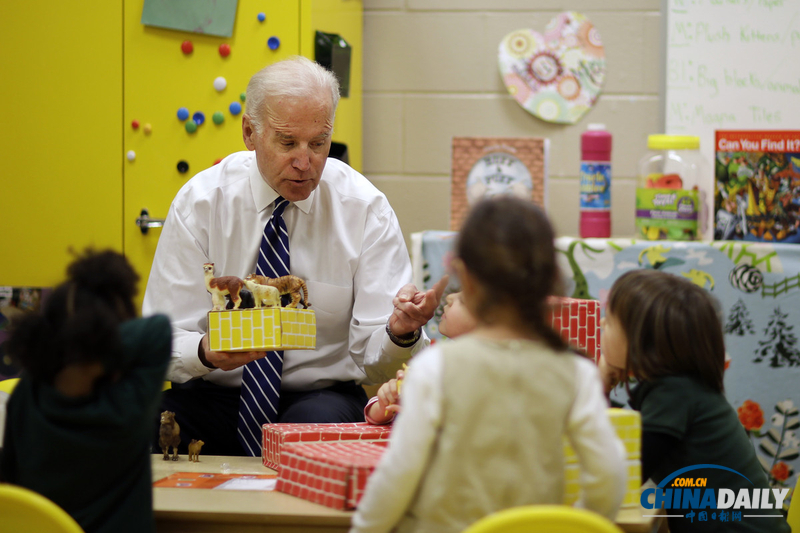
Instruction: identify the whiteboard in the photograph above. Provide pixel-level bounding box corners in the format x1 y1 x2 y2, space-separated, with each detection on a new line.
664 0 800 167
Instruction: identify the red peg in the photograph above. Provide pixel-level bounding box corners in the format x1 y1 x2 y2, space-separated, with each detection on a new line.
219 43 231 57
181 40 194 54
131 120 140 129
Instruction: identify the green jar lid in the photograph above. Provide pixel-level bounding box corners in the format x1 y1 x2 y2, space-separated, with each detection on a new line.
647 134 700 150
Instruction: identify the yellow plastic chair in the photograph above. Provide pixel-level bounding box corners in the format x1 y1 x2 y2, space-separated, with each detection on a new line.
0 483 85 533
462 505 624 533
0 378 19 395
787 478 800 533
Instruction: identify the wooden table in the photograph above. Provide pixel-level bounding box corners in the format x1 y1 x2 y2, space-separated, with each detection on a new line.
152 455 350 533
152 455 664 533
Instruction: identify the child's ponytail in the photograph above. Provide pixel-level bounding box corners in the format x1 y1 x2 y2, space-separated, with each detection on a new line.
456 196 568 352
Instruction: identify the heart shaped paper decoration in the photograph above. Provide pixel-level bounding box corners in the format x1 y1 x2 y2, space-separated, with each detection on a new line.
498 12 606 124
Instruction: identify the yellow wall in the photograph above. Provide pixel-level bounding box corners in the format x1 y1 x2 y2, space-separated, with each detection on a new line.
0 2 123 287
0 1 362 303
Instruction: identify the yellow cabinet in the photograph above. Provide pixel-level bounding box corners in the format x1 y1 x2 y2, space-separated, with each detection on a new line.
0 0 362 303
0 1 123 288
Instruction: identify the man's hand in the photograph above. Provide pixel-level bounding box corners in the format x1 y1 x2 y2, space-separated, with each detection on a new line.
199 334 266 371
388 275 449 337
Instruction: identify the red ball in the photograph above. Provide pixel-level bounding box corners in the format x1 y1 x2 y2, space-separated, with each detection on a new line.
219 43 231 57
131 120 140 129
181 40 193 54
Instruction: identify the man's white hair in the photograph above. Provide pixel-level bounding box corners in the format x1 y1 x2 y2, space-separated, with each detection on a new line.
245 56 340 133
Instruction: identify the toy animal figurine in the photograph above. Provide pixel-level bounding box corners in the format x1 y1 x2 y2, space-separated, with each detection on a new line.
244 274 311 308
226 289 255 310
187 439 205 462
159 411 181 461
203 263 245 311
243 279 281 308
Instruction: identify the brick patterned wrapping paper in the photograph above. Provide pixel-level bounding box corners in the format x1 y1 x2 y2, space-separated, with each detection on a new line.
564 408 642 508
275 441 387 510
270 410 640 511
548 296 601 362
262 422 392 470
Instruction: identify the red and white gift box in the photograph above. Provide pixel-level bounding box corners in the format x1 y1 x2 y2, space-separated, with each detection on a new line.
275 441 387 510
548 296 601 362
262 422 392 470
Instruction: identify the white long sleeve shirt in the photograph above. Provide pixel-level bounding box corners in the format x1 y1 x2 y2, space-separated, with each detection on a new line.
142 151 427 391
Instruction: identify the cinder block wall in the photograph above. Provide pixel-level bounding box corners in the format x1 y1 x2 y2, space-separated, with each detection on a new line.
362 0 663 244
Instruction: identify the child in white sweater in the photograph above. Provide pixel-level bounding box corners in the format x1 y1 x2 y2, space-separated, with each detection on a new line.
351 196 626 533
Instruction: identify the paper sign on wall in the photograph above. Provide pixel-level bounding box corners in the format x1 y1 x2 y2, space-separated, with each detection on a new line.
141 0 239 38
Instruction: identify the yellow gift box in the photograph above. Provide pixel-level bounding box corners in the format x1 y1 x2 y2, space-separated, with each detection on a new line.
563 408 642 508
207 308 316 352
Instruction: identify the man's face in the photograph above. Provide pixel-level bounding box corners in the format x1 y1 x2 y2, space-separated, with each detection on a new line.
243 94 333 202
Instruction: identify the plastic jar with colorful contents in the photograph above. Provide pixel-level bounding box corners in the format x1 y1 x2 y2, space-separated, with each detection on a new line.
636 135 710 241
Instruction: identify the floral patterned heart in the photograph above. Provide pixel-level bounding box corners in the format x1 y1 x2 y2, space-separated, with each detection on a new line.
498 11 606 125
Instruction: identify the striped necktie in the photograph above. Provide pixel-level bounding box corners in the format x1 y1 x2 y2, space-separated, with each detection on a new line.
237 196 290 456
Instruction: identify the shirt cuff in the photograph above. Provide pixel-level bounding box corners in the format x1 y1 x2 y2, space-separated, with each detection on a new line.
170 333 213 382
380 331 418 360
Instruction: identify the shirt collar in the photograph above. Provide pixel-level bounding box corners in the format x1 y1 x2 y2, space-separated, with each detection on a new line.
248 154 315 215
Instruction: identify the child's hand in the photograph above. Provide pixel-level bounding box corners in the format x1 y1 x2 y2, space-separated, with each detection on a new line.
598 355 624 396
366 368 405 424
378 368 405 416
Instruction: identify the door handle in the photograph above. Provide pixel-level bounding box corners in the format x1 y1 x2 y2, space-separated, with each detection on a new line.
136 208 165 235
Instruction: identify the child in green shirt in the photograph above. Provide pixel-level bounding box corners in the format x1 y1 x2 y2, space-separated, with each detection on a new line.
600 269 790 533
1 249 171 533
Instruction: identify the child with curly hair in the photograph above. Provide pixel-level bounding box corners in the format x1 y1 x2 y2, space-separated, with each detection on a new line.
0 249 171 533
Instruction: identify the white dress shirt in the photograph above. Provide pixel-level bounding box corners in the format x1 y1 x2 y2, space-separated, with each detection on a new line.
351 343 626 533
142 151 427 390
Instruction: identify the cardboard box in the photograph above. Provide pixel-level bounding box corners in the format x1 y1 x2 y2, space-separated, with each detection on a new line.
548 296 601 362
275 441 387 510
271 410 639 511
262 422 392 470
207 307 315 352
564 408 642 508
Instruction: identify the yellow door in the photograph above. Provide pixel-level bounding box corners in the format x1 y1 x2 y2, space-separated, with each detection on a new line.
301 0 363 172
123 0 301 306
0 2 123 287
0 1 360 301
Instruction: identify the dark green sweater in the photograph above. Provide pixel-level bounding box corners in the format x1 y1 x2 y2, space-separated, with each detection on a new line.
1 315 171 533
630 375 790 533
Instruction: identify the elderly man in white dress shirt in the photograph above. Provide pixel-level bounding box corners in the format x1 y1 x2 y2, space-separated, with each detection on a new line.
143 56 444 456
